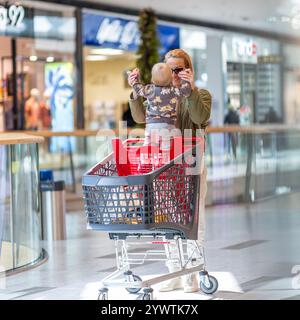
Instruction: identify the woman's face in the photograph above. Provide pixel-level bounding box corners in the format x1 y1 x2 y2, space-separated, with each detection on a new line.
165 57 186 88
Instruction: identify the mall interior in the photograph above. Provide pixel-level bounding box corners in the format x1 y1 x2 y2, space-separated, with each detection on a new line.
1 0 300 300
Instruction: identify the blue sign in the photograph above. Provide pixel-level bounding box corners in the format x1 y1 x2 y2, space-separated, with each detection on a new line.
157 24 180 56
82 13 180 56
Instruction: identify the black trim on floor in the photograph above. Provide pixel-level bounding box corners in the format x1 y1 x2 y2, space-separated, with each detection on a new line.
2 248 49 277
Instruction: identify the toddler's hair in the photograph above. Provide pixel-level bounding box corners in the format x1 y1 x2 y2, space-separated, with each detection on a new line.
151 63 172 86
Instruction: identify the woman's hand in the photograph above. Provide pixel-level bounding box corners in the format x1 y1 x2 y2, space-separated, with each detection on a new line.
178 68 195 90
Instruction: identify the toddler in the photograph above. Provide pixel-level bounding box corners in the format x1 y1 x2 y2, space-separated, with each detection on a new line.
129 63 191 149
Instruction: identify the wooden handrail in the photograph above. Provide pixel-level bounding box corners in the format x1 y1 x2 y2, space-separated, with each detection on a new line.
3 124 300 139
0 133 44 145
207 124 300 133
206 126 270 133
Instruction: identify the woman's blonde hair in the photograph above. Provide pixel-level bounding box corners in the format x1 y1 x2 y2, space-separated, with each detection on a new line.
164 49 194 72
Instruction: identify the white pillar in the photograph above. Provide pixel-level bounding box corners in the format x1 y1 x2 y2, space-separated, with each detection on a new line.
206 35 226 126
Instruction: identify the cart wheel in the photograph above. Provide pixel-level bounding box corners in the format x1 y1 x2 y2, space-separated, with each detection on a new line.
126 274 142 294
141 293 151 300
200 275 218 295
98 288 108 300
136 293 151 300
136 288 153 300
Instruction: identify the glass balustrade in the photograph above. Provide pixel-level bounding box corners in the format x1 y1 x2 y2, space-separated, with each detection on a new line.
0 138 44 273
36 128 300 205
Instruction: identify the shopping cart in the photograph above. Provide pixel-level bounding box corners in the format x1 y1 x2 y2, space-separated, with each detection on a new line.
82 136 218 300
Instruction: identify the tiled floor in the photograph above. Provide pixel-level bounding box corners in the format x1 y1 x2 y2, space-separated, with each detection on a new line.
1 192 300 300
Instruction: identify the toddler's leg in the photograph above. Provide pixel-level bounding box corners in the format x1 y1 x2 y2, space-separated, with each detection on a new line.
145 124 160 146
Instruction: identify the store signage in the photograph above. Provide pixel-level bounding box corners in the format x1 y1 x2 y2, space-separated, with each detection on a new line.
0 5 74 40
0 5 25 31
96 17 139 49
232 37 257 58
83 13 180 55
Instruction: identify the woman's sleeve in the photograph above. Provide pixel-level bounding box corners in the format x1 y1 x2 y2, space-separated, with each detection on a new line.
186 88 212 128
128 93 146 124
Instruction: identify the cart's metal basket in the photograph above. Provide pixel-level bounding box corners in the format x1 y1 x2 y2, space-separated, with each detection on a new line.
82 137 205 239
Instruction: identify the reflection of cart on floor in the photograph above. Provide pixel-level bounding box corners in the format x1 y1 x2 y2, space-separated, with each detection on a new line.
82 137 218 300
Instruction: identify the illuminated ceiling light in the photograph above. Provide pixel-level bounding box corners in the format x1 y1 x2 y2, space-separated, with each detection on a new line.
281 16 291 22
89 48 124 55
46 56 55 62
86 55 108 61
291 5 300 16
268 10 300 30
29 55 38 62
291 16 300 29
291 8 300 29
268 16 277 22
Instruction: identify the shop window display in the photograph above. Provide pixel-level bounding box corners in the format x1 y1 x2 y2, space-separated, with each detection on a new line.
0 1 76 131
87 100 116 130
23 88 51 130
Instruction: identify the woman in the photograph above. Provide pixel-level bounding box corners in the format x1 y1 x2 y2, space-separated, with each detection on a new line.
127 49 211 293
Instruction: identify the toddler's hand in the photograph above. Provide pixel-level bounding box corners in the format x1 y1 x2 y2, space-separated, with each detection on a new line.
127 68 140 87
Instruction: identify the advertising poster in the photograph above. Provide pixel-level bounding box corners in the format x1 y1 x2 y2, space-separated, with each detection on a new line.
44 62 75 152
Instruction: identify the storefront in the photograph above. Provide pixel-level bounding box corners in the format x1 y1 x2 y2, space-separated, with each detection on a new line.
0 0 76 131
81 9 287 128
1 1 297 131
82 10 180 130
283 43 300 125
223 34 283 124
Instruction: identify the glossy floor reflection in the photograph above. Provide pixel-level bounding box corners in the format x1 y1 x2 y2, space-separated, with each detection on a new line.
1 192 300 300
